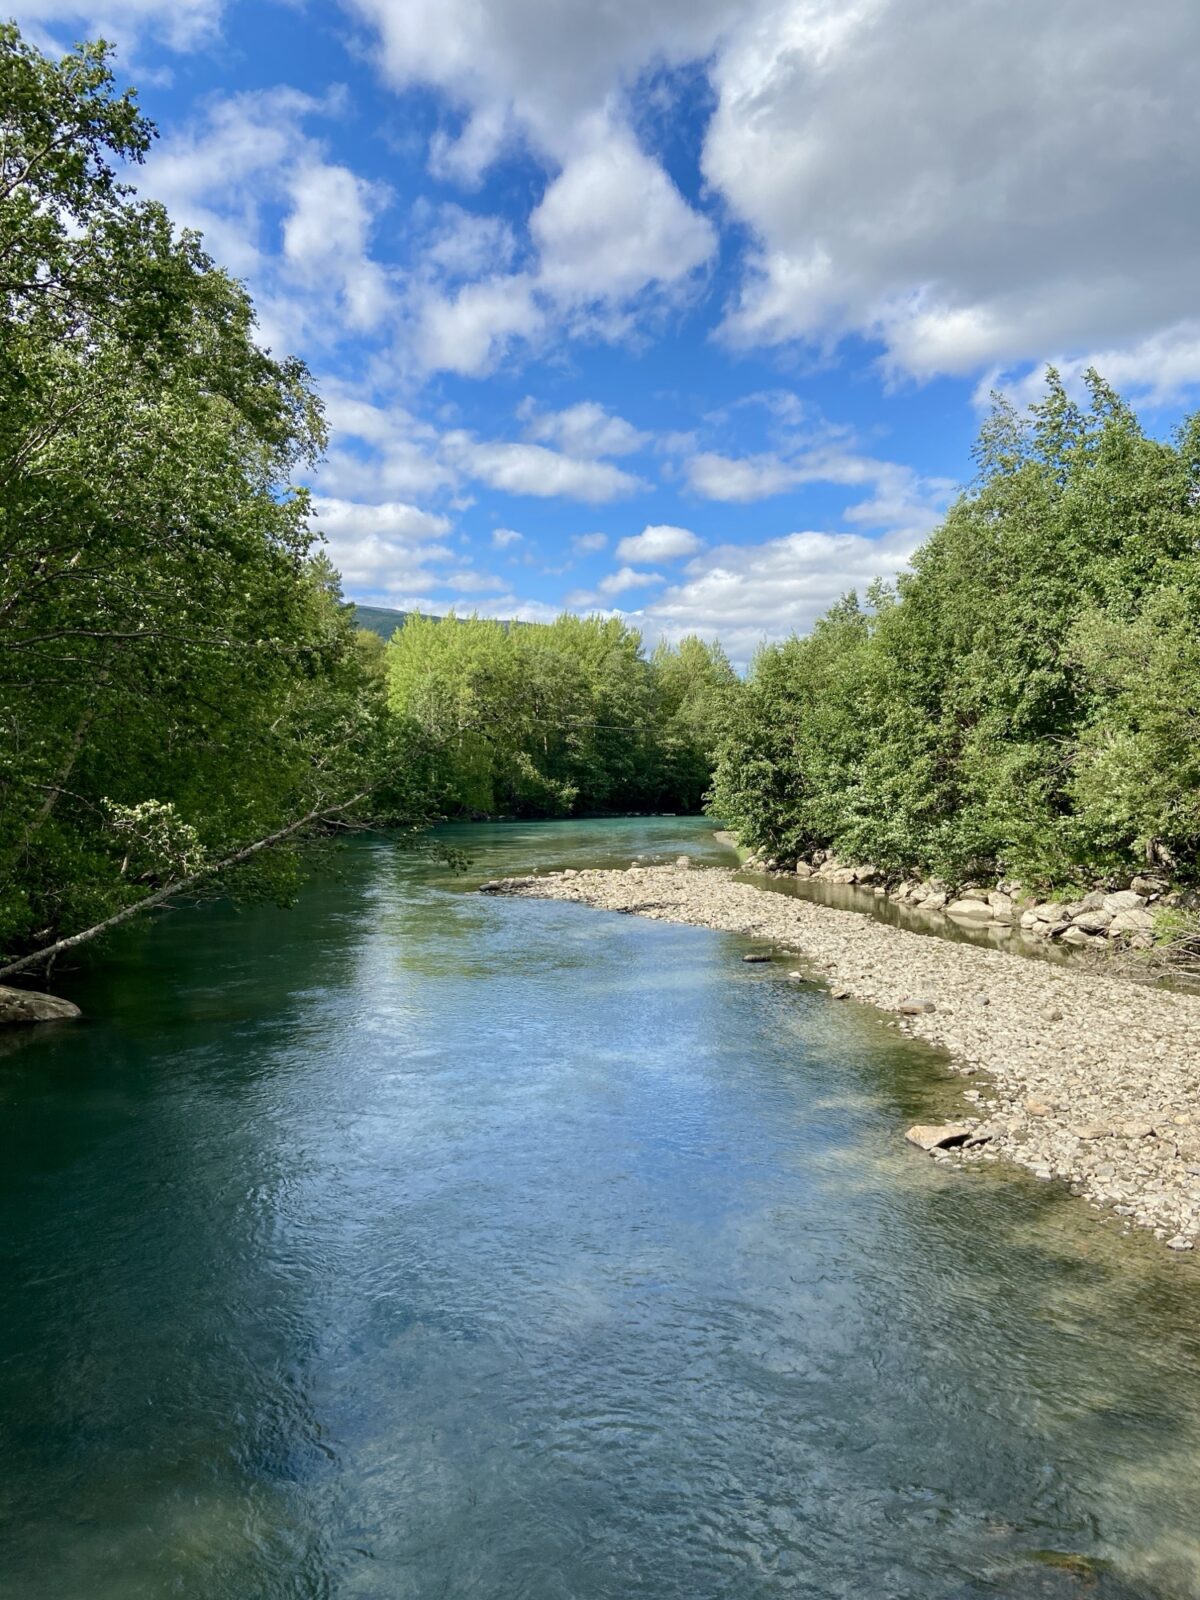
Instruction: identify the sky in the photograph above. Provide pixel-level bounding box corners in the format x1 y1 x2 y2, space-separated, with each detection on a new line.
15 0 1200 661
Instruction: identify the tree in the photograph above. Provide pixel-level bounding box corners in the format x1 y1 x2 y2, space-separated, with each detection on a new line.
0 25 426 973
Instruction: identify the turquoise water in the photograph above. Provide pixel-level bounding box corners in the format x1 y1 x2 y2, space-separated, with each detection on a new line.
3 818 1200 1599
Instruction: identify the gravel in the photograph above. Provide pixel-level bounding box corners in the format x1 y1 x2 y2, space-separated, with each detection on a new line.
492 864 1200 1252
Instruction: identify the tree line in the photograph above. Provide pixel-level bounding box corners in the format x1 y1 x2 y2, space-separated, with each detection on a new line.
384 613 735 818
712 373 1200 891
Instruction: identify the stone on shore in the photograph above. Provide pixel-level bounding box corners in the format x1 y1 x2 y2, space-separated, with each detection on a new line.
0 985 81 1025
906 1124 973 1151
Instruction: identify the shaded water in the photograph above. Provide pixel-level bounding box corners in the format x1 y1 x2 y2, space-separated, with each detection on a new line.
3 818 1200 1599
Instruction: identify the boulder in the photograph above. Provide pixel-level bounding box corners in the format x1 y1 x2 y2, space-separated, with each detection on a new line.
674 856 691 869
1059 927 1091 947
1110 908 1156 935
946 898 994 921
1073 907 1113 934
1131 875 1165 897
922 891 948 910
794 862 813 879
1103 889 1148 914
898 997 937 1014
742 953 772 964
906 1123 972 1151
0 985 80 1025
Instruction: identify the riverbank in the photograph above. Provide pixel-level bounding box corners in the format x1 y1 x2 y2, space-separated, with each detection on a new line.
490 863 1200 1252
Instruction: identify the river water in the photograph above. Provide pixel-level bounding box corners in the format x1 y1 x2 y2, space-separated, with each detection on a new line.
4 818 1200 1600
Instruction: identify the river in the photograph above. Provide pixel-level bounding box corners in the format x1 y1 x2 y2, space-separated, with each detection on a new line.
3 818 1200 1599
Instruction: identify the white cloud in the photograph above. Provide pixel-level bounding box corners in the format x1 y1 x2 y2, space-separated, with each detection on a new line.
705 0 1200 380
615 524 701 562
349 0 1200 389
598 565 664 596
635 527 922 665
531 116 716 303
140 88 395 351
282 161 392 331
572 532 608 553
977 321 1200 411
414 274 544 376
442 433 646 502
520 399 649 458
312 496 451 543
13 0 224 53
491 527 524 548
309 496 458 603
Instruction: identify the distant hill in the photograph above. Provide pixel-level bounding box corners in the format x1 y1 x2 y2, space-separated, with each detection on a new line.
350 604 523 640
350 604 414 640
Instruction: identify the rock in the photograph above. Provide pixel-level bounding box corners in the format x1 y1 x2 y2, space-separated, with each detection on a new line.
1073 907 1113 934
0 985 81 1025
742 953 772 964
1167 1236 1195 1252
898 997 936 1014
946 898 994 921
906 1123 972 1151
1059 927 1091 947
674 856 692 869
830 987 851 1000
561 868 578 878
1131 875 1165 897
855 865 878 884
794 862 813 879
1103 889 1147 913
1123 1121 1157 1139
478 881 503 893
1075 1124 1111 1140
922 891 947 911
1109 908 1156 935
959 887 991 902
1080 890 1109 911
1026 1099 1054 1116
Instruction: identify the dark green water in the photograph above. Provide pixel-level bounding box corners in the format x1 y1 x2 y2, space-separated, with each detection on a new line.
4 817 1200 1600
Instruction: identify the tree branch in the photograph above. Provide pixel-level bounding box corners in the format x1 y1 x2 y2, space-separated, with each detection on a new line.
0 790 369 981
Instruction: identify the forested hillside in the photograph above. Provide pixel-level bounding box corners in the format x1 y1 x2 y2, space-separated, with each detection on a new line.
712 374 1200 891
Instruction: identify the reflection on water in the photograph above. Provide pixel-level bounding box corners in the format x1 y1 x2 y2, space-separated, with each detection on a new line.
1 818 1199 1599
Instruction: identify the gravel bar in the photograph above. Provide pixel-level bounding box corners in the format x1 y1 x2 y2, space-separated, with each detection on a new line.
490 864 1200 1252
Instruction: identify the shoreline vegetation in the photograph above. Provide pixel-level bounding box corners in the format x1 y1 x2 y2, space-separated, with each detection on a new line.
488 862 1200 1253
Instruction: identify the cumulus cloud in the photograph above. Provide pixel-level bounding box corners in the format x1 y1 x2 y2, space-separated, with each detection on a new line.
140 88 394 351
706 0 1200 380
615 524 701 562
491 527 524 548
414 274 543 376
309 495 458 602
442 433 646 502
13 0 224 53
530 115 716 303
519 399 649 458
636 527 923 665
598 565 663 596
347 0 1200 388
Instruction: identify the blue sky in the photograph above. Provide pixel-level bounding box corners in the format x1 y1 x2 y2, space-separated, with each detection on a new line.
16 0 1200 660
